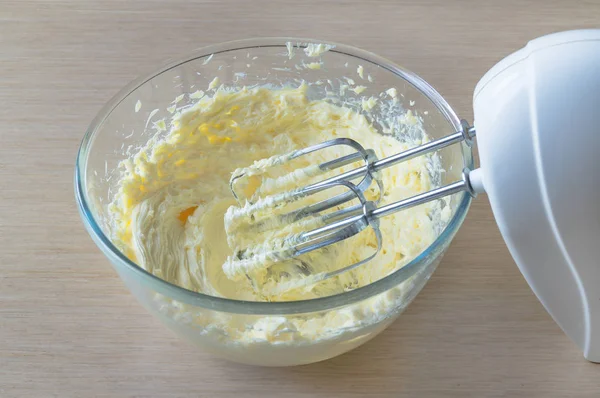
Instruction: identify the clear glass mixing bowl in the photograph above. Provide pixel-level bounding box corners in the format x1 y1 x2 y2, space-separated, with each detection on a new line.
75 38 473 366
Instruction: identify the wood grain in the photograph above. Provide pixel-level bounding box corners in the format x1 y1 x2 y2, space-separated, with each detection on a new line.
1 1 598 396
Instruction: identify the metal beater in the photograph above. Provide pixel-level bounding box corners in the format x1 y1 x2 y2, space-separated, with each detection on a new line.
224 121 477 281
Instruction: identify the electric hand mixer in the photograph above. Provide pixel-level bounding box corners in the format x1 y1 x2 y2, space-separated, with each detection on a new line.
226 30 600 362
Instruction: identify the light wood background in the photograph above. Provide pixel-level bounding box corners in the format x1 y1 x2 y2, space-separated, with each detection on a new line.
1 1 599 397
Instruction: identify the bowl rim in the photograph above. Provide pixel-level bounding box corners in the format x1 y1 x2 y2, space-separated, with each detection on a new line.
75 37 473 315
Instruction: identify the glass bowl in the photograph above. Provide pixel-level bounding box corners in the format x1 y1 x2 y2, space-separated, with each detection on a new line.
75 38 473 366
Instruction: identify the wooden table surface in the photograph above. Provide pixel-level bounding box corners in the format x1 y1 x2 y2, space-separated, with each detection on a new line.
2 1 599 396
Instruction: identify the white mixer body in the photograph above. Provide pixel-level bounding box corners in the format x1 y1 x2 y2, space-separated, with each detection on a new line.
473 30 600 362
